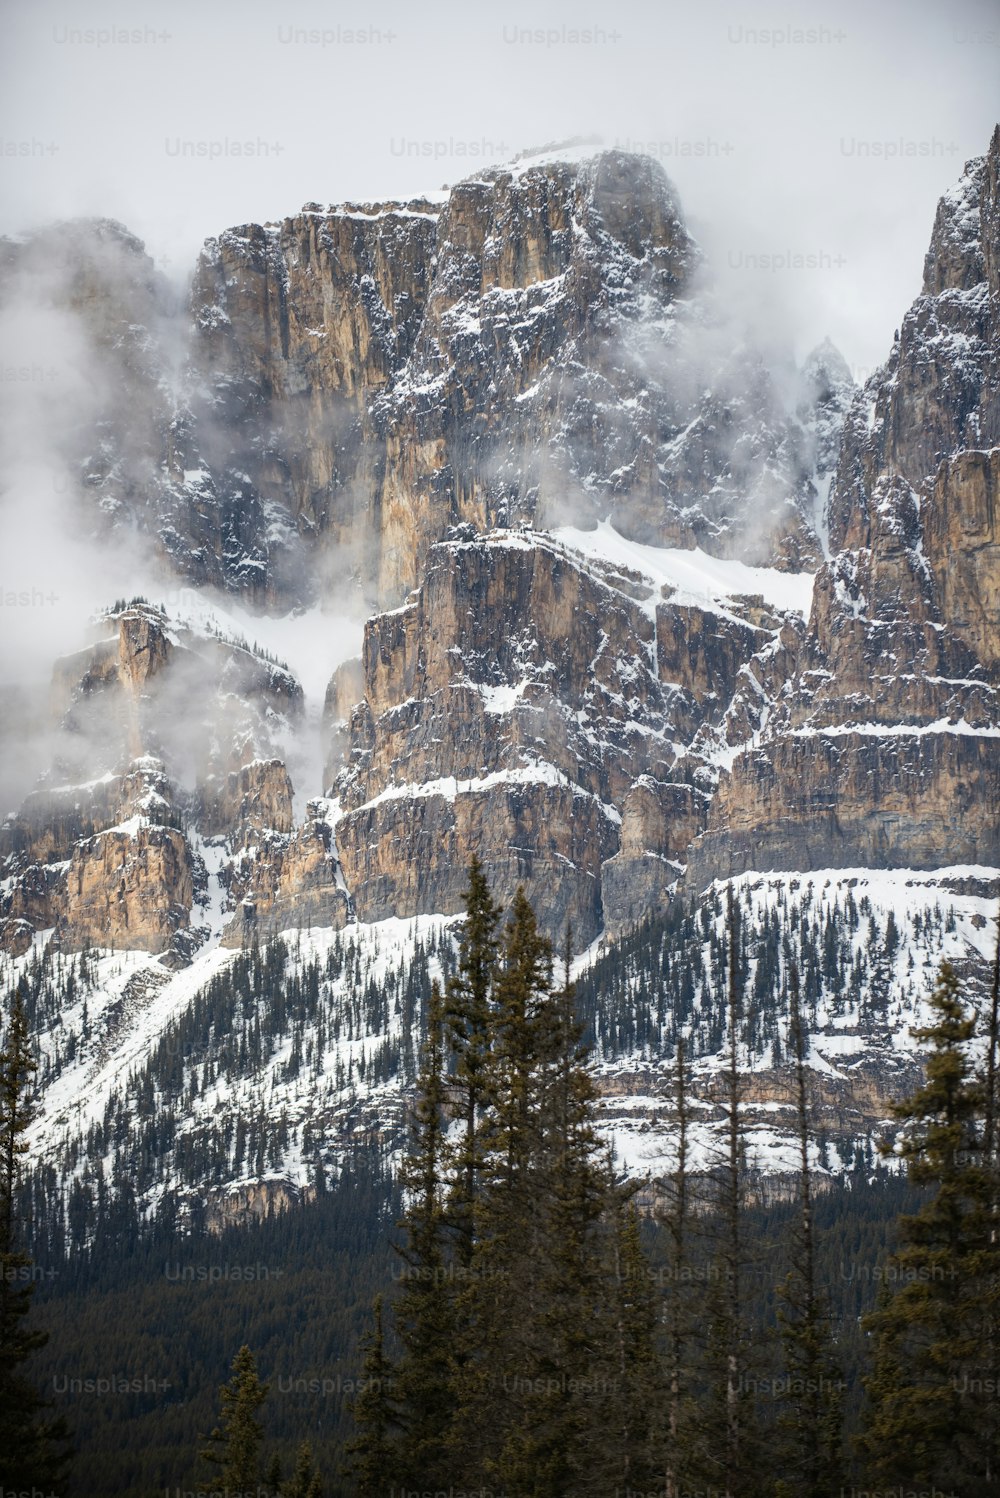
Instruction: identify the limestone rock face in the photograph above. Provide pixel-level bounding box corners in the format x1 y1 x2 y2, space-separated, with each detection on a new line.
686 130 1000 887
329 532 678 941
3 147 848 622
687 731 1000 885
655 603 763 734
59 821 194 954
325 529 802 942
188 201 439 600
201 759 294 842
925 447 1000 670
1 757 191 956
222 804 352 948
0 604 303 956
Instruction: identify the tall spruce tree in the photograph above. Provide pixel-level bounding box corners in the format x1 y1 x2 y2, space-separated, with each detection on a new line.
861 961 1000 1491
283 1440 323 1498
522 931 632 1497
722 884 745 1493
198 1344 269 1495
0 990 69 1489
444 855 501 1267
983 914 1000 1487
695 886 762 1498
451 887 556 1489
344 1295 394 1498
609 1196 663 1492
454 891 638 1496
774 964 844 1497
660 1033 695 1498
390 979 458 1487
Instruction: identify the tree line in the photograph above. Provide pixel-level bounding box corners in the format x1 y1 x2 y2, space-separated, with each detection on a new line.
344 867 1000 1496
1 861 998 1494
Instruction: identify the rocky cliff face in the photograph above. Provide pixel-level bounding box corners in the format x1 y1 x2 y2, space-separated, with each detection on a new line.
329 532 667 942
2 135 999 1215
3 140 860 959
322 526 817 942
5 130 998 962
0 602 320 957
2 148 840 616
686 128 1000 888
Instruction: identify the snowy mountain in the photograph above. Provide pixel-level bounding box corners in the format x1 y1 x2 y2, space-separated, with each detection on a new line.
1 130 998 1226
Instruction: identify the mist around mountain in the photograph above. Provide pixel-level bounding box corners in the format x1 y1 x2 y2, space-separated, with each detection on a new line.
0 125 998 1496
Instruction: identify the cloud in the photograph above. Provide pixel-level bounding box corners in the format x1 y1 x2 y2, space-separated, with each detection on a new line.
1 0 996 376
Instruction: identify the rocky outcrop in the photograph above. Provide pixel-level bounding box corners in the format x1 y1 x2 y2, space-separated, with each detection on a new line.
325 528 803 943
222 803 352 947
600 777 702 934
200 759 294 841
686 130 1000 889
203 1179 308 1233
688 728 1000 884
925 447 1000 669
1 756 193 956
328 531 676 940
0 604 303 956
4 147 845 615
188 200 440 601
58 819 194 955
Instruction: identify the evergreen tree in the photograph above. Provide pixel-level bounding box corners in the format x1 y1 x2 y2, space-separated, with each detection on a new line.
983 914 1000 1487
344 1295 393 1498
390 980 458 1487
458 893 634 1496
774 964 844 1497
984 915 1000 1164
695 886 762 1498
0 991 69 1489
283 1440 323 1498
450 887 556 1488
722 885 745 1493
609 1197 662 1492
198 1344 269 1495
445 855 501 1267
660 1033 695 1498
861 961 1000 1491
266 1452 283 1496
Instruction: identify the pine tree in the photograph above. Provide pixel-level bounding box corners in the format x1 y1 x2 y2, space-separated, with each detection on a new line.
283 1440 323 1498
266 1452 283 1497
0 990 69 1489
609 1197 662 1492
457 894 637 1496
487 886 554 1191
774 964 844 1497
722 885 745 1494
982 914 1000 1487
695 886 762 1498
660 1033 695 1498
344 1295 394 1498
984 914 1000 1165
451 887 557 1488
861 961 1000 1491
198 1344 269 1495
391 980 458 1487
445 855 501 1267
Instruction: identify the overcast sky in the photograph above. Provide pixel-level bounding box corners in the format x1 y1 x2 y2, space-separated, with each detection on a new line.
1 0 997 373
